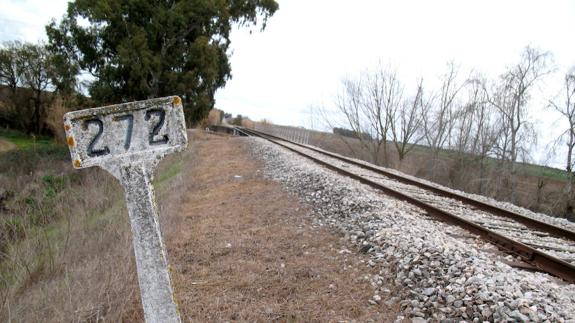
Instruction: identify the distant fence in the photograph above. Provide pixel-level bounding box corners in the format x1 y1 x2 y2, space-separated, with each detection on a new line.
253 123 311 145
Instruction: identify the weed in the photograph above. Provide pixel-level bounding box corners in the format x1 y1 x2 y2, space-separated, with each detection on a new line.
155 157 183 186
3 218 25 241
41 175 66 198
0 129 188 322
0 145 68 175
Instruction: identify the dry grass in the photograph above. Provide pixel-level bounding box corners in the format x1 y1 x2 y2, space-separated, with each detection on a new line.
0 131 399 322
0 136 192 322
160 132 398 322
0 145 141 321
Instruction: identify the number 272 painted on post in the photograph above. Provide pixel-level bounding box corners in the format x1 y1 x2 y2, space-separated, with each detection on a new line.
63 96 187 169
84 108 167 157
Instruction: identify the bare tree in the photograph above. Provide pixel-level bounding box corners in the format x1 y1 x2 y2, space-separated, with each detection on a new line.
390 79 425 167
362 66 403 166
421 62 465 179
332 66 404 166
333 75 383 163
488 46 552 202
549 67 575 177
471 84 501 194
451 76 500 193
548 67 575 217
450 77 482 187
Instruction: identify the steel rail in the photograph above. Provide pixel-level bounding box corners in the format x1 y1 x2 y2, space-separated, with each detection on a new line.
241 127 575 242
238 126 575 283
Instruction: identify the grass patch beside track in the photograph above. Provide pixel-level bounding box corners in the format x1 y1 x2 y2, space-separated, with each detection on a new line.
0 128 55 150
0 131 189 322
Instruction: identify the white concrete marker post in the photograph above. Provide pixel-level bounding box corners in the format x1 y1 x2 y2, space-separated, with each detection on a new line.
63 96 186 323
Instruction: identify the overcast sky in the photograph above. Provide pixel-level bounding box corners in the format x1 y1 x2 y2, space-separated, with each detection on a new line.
1 0 575 167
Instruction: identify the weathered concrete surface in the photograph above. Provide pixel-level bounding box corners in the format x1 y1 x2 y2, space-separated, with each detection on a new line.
119 161 180 323
63 96 187 323
63 96 187 170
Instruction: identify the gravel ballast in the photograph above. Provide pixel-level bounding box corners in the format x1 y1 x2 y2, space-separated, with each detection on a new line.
276 141 575 264
248 137 575 322
303 142 575 233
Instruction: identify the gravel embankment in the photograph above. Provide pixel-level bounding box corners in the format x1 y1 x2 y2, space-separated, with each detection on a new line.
302 143 575 232
248 137 575 322
277 141 575 263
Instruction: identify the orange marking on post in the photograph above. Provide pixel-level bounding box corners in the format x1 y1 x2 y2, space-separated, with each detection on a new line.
173 96 182 106
67 136 75 147
64 124 71 131
74 159 81 168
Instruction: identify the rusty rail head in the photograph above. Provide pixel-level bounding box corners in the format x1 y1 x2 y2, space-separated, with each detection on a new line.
238 126 575 283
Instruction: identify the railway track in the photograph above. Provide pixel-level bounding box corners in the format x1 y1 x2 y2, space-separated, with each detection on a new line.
235 126 575 283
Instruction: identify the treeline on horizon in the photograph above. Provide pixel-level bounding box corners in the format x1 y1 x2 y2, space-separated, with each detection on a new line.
0 0 279 139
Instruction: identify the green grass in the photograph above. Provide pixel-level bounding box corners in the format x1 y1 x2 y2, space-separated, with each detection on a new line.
0 147 185 294
405 142 571 182
0 128 55 150
154 157 183 187
517 163 570 182
0 190 126 290
0 143 68 175
468 154 570 182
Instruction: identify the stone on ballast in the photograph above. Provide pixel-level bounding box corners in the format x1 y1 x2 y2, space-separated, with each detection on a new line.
509 309 530 322
422 288 435 296
481 307 492 319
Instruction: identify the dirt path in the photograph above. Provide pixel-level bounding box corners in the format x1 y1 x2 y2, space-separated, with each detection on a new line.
164 133 398 322
0 137 16 152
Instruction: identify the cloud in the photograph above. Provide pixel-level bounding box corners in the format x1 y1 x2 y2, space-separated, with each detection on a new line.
1 0 574 167
0 0 68 42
